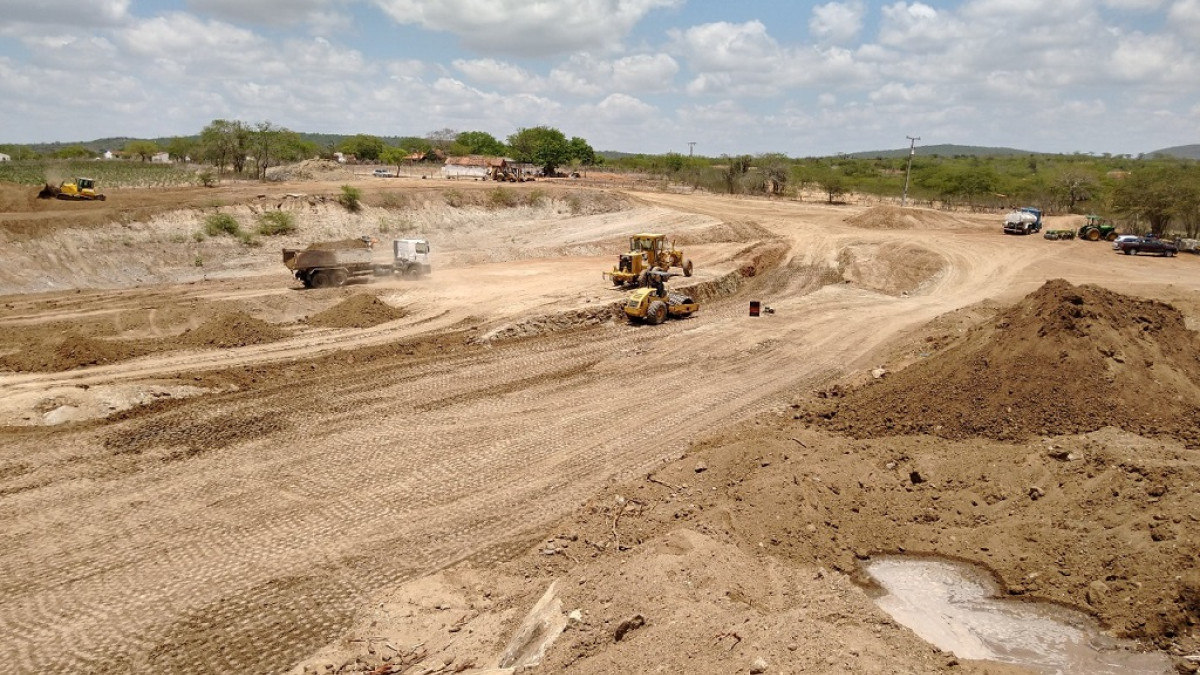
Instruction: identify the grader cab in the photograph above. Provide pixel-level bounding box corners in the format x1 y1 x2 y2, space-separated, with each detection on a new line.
603 233 693 286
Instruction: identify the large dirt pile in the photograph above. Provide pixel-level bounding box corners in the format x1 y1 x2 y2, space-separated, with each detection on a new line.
176 310 289 348
813 279 1200 443
0 334 149 372
306 294 406 329
846 205 965 230
265 159 357 182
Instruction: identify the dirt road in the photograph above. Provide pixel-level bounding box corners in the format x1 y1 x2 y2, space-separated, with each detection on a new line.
1 183 1197 673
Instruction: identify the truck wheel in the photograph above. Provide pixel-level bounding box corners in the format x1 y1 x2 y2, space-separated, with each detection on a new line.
646 301 667 325
331 269 348 286
311 270 333 288
404 266 421 279
682 259 693 277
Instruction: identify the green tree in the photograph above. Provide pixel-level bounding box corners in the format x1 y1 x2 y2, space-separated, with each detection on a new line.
124 140 160 162
567 137 596 166
53 145 95 159
507 126 570 175
721 155 752 194
455 131 506 156
199 119 249 175
1052 167 1098 213
249 121 309 180
380 146 407 172
339 134 385 162
0 145 40 160
1111 163 1197 234
165 136 196 162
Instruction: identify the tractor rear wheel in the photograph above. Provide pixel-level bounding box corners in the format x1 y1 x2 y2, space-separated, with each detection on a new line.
1086 229 1100 241
646 301 667 325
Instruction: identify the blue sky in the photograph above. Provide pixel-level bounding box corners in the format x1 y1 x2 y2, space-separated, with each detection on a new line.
0 0 1197 156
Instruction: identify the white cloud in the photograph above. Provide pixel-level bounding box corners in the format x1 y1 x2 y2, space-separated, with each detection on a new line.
582 92 657 123
186 0 339 25
1168 0 1200 38
453 58 539 92
0 0 130 26
371 0 681 57
810 1 865 44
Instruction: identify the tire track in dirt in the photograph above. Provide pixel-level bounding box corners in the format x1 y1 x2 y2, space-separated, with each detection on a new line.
1 197 1069 673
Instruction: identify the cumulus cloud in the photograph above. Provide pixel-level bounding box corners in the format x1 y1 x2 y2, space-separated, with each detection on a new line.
0 0 130 26
454 58 540 91
810 1 865 43
371 0 681 57
186 0 339 26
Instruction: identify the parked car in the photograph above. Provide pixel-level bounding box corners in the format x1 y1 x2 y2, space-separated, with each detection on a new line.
1116 236 1178 257
372 168 392 177
1112 234 1139 250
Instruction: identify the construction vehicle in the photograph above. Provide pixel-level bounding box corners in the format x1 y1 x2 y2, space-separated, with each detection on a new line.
624 269 699 324
603 233 693 286
39 177 106 201
1043 229 1075 240
1002 207 1042 235
283 237 431 288
1078 214 1119 241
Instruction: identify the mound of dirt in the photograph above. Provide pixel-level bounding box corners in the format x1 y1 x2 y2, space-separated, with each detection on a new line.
175 311 289 349
305 238 373 251
845 205 963 230
265 159 357 182
306 294 406 329
810 279 1200 444
0 334 149 372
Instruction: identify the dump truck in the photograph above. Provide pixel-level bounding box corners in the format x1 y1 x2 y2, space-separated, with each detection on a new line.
1002 207 1042 235
1078 214 1119 241
624 269 699 324
604 233 693 286
283 237 431 288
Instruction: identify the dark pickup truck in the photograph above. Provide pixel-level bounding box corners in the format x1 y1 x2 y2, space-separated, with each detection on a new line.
1116 236 1178 257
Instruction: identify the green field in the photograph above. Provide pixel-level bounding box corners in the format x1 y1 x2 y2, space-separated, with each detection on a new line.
0 160 201 188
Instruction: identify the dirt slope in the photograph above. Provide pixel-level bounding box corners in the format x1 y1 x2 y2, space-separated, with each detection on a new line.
811 279 1200 444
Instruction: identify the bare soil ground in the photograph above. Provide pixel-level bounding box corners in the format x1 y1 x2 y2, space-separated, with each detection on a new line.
1 176 1198 674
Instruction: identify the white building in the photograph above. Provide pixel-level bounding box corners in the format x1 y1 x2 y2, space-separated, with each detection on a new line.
0 153 10 162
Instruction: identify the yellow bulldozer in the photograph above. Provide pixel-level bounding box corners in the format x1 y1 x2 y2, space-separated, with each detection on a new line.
40 177 106 201
603 233 693 286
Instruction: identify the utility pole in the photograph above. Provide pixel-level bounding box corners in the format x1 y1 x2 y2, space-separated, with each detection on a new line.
901 135 920 207
688 142 696 157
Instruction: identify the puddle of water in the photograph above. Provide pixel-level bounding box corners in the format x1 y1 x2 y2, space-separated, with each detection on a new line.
864 556 1172 675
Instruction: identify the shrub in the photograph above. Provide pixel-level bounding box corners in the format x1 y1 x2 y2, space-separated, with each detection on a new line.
488 187 519 209
204 213 242 237
197 170 217 187
256 211 296 236
526 189 547 207
443 189 464 208
339 185 362 212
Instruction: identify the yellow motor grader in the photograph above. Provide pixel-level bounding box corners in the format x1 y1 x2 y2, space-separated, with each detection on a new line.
603 233 693 287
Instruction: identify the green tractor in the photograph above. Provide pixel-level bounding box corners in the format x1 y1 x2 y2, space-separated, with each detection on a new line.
1077 214 1118 242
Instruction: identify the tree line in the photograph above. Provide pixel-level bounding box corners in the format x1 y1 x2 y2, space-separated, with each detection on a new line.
604 151 1200 237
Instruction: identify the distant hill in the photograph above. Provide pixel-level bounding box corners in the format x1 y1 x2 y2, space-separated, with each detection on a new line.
844 144 1035 159
1146 144 1200 160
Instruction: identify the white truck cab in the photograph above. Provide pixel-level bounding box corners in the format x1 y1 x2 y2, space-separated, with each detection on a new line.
393 239 431 278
